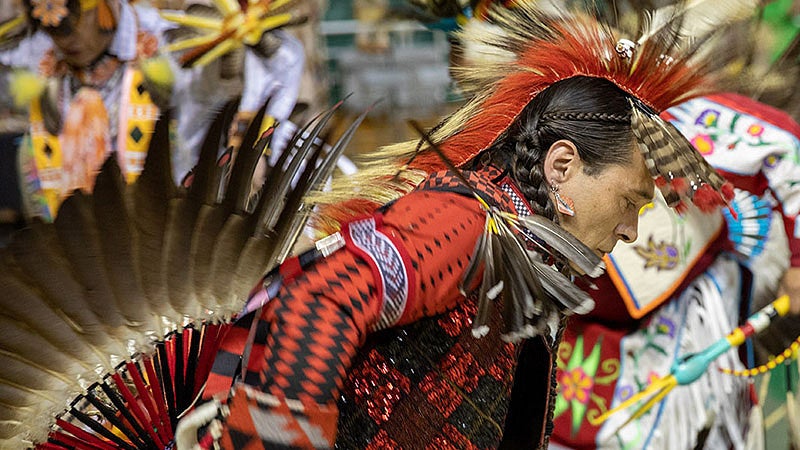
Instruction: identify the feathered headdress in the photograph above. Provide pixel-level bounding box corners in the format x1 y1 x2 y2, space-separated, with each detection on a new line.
160 0 303 68
320 0 759 219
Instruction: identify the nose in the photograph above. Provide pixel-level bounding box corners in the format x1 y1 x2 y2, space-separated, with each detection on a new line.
615 218 639 244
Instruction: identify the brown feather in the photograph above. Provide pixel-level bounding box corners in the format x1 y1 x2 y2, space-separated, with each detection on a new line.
164 104 234 316
53 193 128 329
209 214 257 314
92 156 152 328
189 204 233 311
0 270 116 366
132 112 175 318
0 315 89 379
163 197 204 316
6 224 111 341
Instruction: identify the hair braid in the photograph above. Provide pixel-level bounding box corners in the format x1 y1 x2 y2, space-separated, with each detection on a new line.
486 76 635 220
511 128 558 221
541 112 630 123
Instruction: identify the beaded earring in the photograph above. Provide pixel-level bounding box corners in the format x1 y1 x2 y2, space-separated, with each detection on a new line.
551 185 575 217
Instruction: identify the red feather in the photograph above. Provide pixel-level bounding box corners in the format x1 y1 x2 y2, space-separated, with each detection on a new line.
411 14 712 173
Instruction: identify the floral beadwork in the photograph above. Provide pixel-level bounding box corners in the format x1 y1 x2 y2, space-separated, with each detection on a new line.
695 109 720 127
747 123 765 137
554 335 620 436
30 0 69 27
634 236 680 271
560 367 593 404
690 134 714 155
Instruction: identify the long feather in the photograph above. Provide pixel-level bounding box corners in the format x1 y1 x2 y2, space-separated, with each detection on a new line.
189 203 233 312
268 108 367 262
6 223 112 343
133 111 176 319
163 107 232 316
637 0 759 46
472 226 495 339
191 100 239 205
513 214 605 277
208 214 258 314
0 316 88 384
93 156 152 328
495 216 546 317
53 192 129 329
222 104 268 212
530 260 595 314
0 270 117 365
256 102 342 233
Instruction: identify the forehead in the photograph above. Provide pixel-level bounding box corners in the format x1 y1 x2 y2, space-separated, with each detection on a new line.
598 147 654 199
620 150 655 199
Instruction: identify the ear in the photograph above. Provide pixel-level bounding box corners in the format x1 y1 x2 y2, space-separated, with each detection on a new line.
543 139 581 185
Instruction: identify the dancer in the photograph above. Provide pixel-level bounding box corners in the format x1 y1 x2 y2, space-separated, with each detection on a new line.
178 2 741 448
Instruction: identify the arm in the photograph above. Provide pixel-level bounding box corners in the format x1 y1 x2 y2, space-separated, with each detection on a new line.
210 189 487 448
780 267 800 315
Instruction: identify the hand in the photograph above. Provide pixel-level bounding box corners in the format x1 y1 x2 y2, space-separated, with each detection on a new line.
227 110 257 152
779 266 800 316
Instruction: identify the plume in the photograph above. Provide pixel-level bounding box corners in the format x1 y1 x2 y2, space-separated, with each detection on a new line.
636 0 760 46
315 0 756 223
512 214 605 278
630 101 734 212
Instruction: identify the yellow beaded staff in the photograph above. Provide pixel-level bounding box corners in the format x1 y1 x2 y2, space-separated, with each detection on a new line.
593 295 792 431
719 336 800 377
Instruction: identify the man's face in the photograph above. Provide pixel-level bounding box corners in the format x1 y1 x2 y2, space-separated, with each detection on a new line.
557 144 654 258
46 7 113 68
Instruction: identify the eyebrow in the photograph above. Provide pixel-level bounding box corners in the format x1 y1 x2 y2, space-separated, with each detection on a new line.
633 188 655 202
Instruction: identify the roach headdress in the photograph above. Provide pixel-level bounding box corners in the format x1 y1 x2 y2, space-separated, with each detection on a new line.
337 0 758 216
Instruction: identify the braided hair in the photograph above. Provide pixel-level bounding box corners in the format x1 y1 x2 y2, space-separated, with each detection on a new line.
487 76 633 221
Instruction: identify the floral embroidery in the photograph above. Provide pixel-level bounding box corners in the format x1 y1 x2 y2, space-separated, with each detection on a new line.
617 384 634 402
764 154 780 169
555 335 620 436
561 367 593 404
30 0 69 27
655 317 676 338
747 123 765 137
634 236 679 271
690 134 714 155
695 109 719 127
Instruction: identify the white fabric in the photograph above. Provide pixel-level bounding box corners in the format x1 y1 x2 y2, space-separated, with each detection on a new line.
604 189 724 315
596 256 750 450
668 98 800 237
